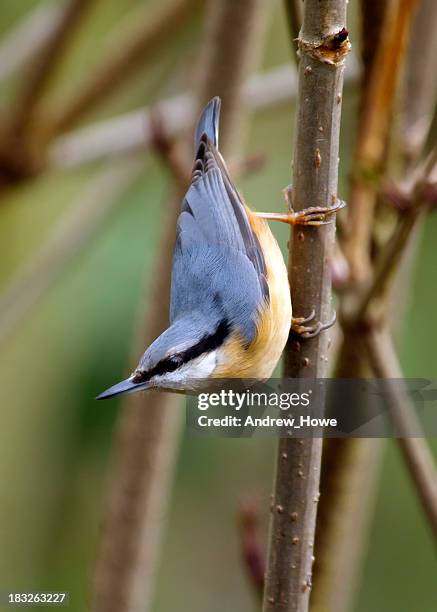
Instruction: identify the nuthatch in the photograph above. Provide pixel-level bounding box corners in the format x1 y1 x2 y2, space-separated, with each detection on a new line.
97 97 344 399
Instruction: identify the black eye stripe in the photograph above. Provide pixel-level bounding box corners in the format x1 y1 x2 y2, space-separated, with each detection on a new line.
133 319 230 383
177 319 229 366
161 355 183 372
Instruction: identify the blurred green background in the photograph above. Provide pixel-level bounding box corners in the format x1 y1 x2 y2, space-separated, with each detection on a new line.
0 1 436 611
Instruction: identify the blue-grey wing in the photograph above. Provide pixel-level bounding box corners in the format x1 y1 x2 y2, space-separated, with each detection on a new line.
170 240 264 344
189 97 269 299
170 97 269 344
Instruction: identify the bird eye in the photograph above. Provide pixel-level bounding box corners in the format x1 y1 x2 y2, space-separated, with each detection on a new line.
165 355 182 372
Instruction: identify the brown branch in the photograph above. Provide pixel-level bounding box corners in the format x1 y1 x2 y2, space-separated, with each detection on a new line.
365 327 437 540
402 0 437 167
149 111 192 187
359 0 389 92
44 0 200 139
343 149 437 328
262 2 350 611
196 0 270 157
0 0 93 182
0 2 65 84
344 0 420 281
12 0 93 134
92 1 270 610
390 0 437 331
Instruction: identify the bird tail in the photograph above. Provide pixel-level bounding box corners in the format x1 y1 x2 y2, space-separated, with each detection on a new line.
194 96 221 152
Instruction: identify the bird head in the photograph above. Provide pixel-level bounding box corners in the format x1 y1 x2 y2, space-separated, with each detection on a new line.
96 314 230 399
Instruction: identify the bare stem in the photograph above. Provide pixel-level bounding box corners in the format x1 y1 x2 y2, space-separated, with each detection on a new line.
0 0 93 181
196 0 269 157
359 0 389 92
345 150 437 326
0 2 65 84
365 327 437 540
12 0 93 134
344 0 419 281
44 0 200 138
402 0 437 166
262 2 349 611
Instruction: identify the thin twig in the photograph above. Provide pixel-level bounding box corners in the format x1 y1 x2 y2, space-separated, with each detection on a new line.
262 3 350 611
44 0 200 139
344 149 437 326
402 0 437 166
11 0 93 134
390 0 437 332
49 93 192 169
0 0 93 182
196 0 270 156
0 2 65 84
344 0 420 281
365 327 437 540
149 111 191 187
359 0 389 92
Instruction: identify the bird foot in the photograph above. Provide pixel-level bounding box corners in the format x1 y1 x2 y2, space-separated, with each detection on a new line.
255 202 346 226
255 184 346 226
291 310 336 339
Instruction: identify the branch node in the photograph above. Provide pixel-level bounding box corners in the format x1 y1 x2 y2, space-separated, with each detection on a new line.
299 28 351 65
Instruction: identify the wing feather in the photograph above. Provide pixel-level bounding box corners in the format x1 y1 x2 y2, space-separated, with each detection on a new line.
171 97 270 344
179 97 269 300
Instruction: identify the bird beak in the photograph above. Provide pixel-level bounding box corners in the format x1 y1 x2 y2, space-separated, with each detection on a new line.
96 376 151 400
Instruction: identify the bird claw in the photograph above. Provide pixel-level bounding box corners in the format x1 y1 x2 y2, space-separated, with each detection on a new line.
287 200 346 226
255 191 346 226
283 184 346 224
291 310 337 339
